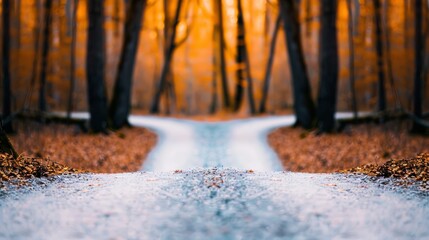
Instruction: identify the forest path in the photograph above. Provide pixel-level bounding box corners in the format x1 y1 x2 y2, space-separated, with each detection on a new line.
1 114 429 239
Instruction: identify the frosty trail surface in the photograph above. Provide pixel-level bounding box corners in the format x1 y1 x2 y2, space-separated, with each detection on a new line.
1 114 429 240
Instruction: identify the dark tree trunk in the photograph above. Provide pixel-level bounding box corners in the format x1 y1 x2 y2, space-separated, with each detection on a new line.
0 124 18 158
346 0 358 119
86 0 108 133
67 0 78 119
210 12 220 114
317 0 339 133
214 0 231 110
278 0 316 129
2 0 13 133
259 15 281 114
24 0 42 111
38 0 53 113
236 0 256 114
234 0 245 111
373 0 386 114
109 0 147 129
150 0 184 113
411 0 425 132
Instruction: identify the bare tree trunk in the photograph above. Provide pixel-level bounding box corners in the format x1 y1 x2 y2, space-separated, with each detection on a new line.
278 0 316 129
346 0 358 119
150 0 184 113
214 0 231 110
374 0 386 114
86 0 108 133
259 15 281 114
39 0 53 113
317 0 339 133
2 0 13 133
411 0 425 132
24 0 42 111
109 0 147 129
234 0 246 111
382 0 401 110
210 11 220 114
67 0 78 119
235 0 256 114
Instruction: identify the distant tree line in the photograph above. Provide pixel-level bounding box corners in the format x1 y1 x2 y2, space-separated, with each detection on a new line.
1 0 428 134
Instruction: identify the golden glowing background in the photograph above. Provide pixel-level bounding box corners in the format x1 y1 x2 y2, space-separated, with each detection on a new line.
1 0 428 114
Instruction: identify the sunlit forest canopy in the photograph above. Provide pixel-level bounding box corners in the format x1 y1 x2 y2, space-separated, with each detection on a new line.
0 0 428 115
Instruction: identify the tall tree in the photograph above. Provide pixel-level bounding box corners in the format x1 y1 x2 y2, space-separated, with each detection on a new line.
86 0 108 133
235 0 256 114
109 0 147 129
214 0 231 110
210 5 220 114
346 0 358 120
373 0 386 114
234 0 245 111
317 0 339 133
278 0 316 129
259 15 281 113
150 0 184 113
411 0 425 133
38 0 53 113
67 0 79 119
2 0 13 133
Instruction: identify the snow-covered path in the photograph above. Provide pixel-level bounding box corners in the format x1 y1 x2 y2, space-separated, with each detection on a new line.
1 115 428 239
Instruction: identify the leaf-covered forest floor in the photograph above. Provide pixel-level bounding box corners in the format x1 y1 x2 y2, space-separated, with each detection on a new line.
268 120 428 183
8 119 157 174
2 117 428 188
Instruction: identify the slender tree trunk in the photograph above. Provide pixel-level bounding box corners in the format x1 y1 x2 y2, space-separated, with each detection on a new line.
67 0 78 119
210 11 220 114
259 15 281 114
39 0 53 113
234 0 245 111
150 0 184 113
24 0 42 111
317 0 339 133
235 0 256 114
411 0 425 132
2 0 13 133
164 0 178 115
346 0 358 119
383 0 401 109
86 0 108 133
109 0 147 129
278 0 316 129
214 0 231 110
374 0 386 114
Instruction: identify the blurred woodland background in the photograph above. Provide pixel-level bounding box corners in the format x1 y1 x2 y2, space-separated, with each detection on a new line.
1 0 428 133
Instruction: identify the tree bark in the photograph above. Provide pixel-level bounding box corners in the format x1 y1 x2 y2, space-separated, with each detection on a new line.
38 0 53 113
2 0 13 133
234 0 246 111
109 0 147 129
317 0 339 133
259 15 281 114
346 0 358 120
67 0 78 119
150 0 184 113
214 0 231 110
374 0 386 114
411 0 425 132
86 0 109 133
236 0 256 114
278 0 316 129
